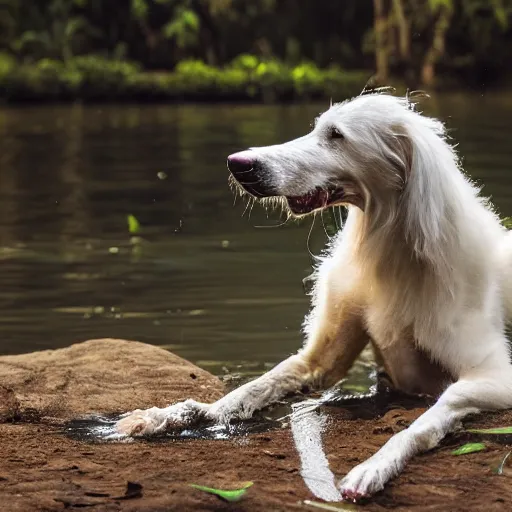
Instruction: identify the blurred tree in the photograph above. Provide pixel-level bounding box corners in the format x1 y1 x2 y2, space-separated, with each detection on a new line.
421 0 454 85
130 0 161 63
10 0 98 62
390 0 413 83
0 0 18 50
374 0 389 83
163 6 200 50
0 0 512 88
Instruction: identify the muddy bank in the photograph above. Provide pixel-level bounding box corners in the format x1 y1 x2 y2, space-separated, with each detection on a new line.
0 339 224 422
1 340 512 511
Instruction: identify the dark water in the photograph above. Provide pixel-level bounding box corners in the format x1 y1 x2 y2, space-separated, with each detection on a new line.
0 93 511 384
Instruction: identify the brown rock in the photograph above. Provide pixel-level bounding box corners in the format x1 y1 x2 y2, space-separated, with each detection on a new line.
0 338 224 421
0 385 20 421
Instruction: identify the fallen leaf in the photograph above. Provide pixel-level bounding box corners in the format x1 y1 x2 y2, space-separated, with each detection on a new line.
127 214 140 235
452 442 486 455
189 481 253 502
468 427 512 434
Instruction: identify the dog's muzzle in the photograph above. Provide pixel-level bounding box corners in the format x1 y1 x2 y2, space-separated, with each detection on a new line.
227 150 274 198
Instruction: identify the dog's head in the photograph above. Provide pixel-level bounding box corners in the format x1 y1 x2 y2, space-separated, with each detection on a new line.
227 93 430 216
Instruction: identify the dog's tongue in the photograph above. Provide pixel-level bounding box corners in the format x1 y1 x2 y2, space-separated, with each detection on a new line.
286 189 328 214
286 186 347 215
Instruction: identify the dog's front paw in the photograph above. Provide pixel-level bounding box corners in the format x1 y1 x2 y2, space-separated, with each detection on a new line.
115 400 206 437
338 458 393 502
116 406 166 437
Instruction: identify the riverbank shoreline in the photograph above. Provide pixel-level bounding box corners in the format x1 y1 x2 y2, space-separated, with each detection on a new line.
1 56 501 105
1 339 512 511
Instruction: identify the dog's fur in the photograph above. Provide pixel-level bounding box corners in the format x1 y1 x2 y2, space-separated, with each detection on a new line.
116 93 512 500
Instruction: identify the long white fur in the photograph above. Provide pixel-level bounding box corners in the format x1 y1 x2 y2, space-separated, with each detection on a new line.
115 93 512 500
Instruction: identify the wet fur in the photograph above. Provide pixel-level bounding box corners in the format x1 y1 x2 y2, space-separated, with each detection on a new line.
116 93 512 501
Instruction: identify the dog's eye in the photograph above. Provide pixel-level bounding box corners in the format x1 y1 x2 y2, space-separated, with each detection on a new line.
330 126 344 140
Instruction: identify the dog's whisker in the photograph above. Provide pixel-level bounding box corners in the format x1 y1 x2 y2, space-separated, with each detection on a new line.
248 199 255 219
253 218 290 229
241 197 252 217
233 167 256 175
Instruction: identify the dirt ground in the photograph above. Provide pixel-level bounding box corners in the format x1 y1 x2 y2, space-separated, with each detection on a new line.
1 339 512 511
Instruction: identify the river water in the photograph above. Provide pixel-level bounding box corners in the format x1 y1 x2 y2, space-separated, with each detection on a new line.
0 93 511 388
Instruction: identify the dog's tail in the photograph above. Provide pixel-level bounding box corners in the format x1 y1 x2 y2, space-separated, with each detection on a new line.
500 230 512 322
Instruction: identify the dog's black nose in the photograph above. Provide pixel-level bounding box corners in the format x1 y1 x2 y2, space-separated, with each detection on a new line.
227 151 274 197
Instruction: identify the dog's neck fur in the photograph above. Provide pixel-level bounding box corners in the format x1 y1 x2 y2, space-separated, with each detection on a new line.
339 116 502 347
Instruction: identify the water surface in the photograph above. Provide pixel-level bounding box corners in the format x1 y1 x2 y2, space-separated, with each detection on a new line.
0 93 511 386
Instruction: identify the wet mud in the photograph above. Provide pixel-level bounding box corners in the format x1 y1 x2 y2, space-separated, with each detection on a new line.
1 340 512 511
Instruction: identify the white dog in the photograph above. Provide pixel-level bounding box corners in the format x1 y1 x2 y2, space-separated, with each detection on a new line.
116 92 512 501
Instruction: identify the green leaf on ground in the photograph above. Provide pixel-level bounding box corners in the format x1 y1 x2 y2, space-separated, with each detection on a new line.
468 427 512 435
127 214 140 234
189 482 253 502
452 442 486 455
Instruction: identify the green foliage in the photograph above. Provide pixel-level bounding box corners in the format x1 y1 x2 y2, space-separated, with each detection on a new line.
175 59 216 78
131 0 149 20
10 0 99 62
0 53 367 102
230 54 260 72
292 62 324 96
189 482 253 502
468 426 512 434
452 442 486 455
69 55 140 78
163 7 200 48
463 0 512 30
127 214 140 234
428 0 454 12
0 52 15 75
502 217 512 229
1 0 512 93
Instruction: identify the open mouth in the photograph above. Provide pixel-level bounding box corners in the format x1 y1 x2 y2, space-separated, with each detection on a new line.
285 187 346 215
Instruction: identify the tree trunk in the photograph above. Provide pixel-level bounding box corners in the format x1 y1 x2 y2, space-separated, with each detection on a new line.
421 5 452 87
191 0 221 66
391 0 415 86
139 20 159 65
373 0 388 84
392 0 409 61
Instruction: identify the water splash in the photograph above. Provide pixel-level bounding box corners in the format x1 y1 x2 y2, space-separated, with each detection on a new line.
63 413 283 443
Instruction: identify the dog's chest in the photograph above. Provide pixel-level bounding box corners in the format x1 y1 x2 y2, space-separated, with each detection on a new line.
364 300 416 350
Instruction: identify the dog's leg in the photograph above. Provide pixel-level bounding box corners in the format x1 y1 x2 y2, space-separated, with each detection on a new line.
116 288 369 436
338 351 512 500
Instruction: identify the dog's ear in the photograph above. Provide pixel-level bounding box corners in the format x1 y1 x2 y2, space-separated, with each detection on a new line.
395 129 413 183
384 124 413 187
398 114 459 269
